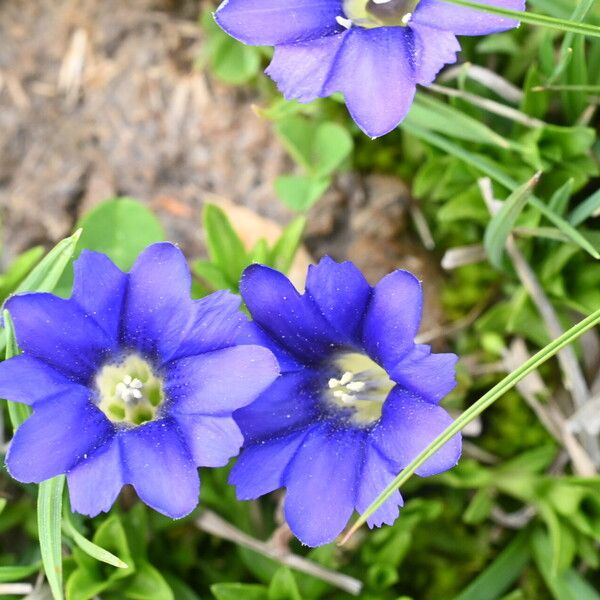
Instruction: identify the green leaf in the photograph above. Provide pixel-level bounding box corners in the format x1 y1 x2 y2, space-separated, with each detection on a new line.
3 309 31 431
0 246 45 302
484 172 541 269
0 563 41 583
401 123 599 259
342 306 600 542
532 529 600 600
548 179 574 217
38 476 66 600
202 203 249 286
15 229 81 295
569 189 600 226
268 567 302 600
275 174 330 211
454 530 531 600
211 583 268 600
125 560 174 600
409 95 513 150
76 198 165 270
193 260 234 292
63 510 129 569
269 216 306 273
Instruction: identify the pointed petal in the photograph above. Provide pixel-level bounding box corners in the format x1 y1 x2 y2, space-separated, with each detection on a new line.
240 264 343 362
283 425 363 546
174 414 244 467
6 294 117 382
413 0 524 35
266 34 346 103
230 428 311 500
356 444 403 528
411 24 461 86
166 345 279 415
236 321 304 374
372 388 461 477
362 270 422 370
167 290 246 363
67 436 124 517
0 355 85 405
233 370 320 444
121 243 192 360
121 419 199 518
305 257 372 344
71 251 128 341
215 0 343 46
390 345 458 404
323 27 416 137
6 389 112 483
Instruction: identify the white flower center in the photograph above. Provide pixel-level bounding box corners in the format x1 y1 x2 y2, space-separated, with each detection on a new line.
341 0 416 28
325 353 394 426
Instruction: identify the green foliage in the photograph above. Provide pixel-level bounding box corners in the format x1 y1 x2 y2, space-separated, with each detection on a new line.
195 203 305 293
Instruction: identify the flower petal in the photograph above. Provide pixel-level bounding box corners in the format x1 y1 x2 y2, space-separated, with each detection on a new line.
323 27 417 138
283 425 363 546
215 0 343 46
121 243 192 360
305 257 372 344
265 34 346 103
362 270 422 370
390 345 458 404
165 290 246 363
67 436 124 517
120 419 199 519
174 414 244 467
229 428 311 499
236 321 304 374
0 355 85 405
356 444 403 528
6 388 112 483
165 345 279 415
6 294 117 382
71 250 128 342
411 23 461 86
372 388 461 477
233 370 320 444
413 0 524 35
241 264 344 362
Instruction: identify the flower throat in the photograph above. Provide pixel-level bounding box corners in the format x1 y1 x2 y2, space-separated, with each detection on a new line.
325 352 394 426
95 355 165 426
341 0 420 28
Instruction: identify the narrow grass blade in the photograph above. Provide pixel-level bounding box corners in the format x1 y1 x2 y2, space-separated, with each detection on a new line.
38 476 65 600
340 306 600 544
63 510 128 569
0 563 41 583
484 172 541 269
569 189 600 226
440 0 600 38
15 229 81 295
3 310 30 431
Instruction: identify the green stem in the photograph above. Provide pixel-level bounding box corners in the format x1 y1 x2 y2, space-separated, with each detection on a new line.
340 306 600 544
438 0 600 38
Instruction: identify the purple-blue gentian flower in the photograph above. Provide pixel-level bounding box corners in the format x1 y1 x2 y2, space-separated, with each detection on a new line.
0 243 279 519
215 0 525 137
230 258 461 546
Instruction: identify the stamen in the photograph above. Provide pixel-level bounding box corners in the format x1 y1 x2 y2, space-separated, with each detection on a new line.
336 15 353 29
339 371 354 386
346 381 366 392
115 376 145 404
401 11 412 24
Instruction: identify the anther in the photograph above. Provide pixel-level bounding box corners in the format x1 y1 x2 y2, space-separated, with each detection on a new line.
401 11 412 24
339 371 354 386
336 15 353 29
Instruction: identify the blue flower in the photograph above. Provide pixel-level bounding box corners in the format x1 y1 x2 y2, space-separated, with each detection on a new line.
0 243 279 519
230 258 461 546
215 0 525 137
